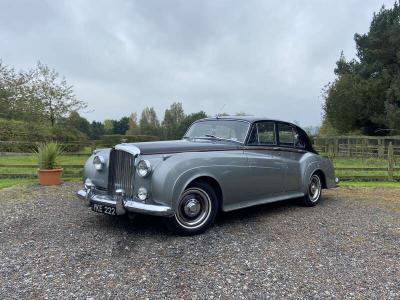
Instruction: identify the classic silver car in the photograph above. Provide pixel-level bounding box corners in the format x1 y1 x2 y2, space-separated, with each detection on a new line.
77 117 337 235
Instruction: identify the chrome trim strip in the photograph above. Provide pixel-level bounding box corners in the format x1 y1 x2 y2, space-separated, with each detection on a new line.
115 144 141 156
244 145 307 154
76 189 173 217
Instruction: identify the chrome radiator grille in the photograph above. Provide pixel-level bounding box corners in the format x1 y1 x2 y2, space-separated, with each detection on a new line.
108 149 135 198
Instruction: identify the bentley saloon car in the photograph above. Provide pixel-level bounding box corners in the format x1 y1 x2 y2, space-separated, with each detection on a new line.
77 117 337 235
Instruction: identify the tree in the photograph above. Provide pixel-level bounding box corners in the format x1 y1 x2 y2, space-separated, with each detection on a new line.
65 111 90 137
324 3 400 135
33 62 87 126
0 61 42 121
126 112 140 135
104 119 114 134
89 121 105 140
162 102 186 139
129 112 138 129
112 117 130 135
319 118 338 136
178 111 208 137
140 107 160 136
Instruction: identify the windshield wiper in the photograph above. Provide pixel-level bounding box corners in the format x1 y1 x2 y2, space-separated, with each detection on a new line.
203 134 241 144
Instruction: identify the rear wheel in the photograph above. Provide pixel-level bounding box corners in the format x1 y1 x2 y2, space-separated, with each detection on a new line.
165 182 218 235
301 173 322 207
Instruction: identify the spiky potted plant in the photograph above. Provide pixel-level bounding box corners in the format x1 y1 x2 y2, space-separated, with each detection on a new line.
37 142 64 185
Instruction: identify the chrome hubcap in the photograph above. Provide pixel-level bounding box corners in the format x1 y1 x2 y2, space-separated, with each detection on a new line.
176 188 211 229
308 175 321 202
184 198 201 217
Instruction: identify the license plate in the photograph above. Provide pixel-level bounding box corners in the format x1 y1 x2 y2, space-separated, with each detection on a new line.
92 203 116 215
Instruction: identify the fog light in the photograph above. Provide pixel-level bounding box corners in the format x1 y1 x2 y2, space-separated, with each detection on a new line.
137 187 148 201
84 178 94 189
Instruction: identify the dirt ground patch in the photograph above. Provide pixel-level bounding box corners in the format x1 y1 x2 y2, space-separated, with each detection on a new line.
1 183 399 299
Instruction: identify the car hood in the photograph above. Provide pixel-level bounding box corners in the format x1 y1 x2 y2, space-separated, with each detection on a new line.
117 139 242 155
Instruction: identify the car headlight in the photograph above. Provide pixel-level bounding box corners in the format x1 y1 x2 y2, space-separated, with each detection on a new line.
137 160 151 177
93 155 105 171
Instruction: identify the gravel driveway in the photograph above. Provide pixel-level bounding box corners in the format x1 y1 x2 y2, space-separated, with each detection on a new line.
1 183 399 299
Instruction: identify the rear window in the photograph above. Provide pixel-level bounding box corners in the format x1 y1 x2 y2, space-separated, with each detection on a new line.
278 123 295 146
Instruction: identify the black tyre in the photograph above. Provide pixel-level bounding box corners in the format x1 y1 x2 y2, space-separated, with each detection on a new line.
301 173 322 207
165 181 219 236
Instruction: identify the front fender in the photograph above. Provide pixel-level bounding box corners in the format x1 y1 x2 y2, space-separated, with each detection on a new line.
150 154 220 210
150 150 246 211
83 148 111 188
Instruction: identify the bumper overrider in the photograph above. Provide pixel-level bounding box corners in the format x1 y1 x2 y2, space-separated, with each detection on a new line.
76 187 174 217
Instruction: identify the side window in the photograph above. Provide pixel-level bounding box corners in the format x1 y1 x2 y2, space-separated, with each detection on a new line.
278 123 295 147
257 122 275 144
294 129 306 149
248 122 276 145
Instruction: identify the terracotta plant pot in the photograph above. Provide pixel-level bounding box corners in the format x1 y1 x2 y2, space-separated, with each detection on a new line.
37 168 63 186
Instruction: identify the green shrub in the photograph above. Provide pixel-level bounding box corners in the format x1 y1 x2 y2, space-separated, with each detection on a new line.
0 118 51 140
0 118 52 152
0 118 88 153
36 142 63 169
50 126 88 152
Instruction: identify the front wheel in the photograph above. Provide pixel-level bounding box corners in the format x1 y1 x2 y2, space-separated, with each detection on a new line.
301 173 322 207
165 182 219 236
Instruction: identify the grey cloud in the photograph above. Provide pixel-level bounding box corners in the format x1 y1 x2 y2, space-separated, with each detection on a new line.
0 0 394 126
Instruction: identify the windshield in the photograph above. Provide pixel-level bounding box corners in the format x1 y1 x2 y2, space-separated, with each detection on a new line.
184 120 250 143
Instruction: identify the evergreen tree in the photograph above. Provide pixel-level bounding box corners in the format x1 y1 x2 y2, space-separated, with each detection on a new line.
324 2 400 135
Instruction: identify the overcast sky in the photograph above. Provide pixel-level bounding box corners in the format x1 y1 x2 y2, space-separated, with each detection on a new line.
0 0 395 127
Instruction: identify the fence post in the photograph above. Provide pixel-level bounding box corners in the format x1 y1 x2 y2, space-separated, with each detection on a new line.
334 137 338 157
362 138 367 160
90 142 96 154
347 138 351 157
388 142 394 181
378 138 384 158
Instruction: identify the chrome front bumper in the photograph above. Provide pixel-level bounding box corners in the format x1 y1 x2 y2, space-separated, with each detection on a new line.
77 189 174 217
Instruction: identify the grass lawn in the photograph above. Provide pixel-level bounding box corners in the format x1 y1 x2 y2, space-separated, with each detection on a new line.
0 154 88 165
332 157 391 168
332 157 399 178
0 178 37 189
0 155 399 189
339 181 400 188
0 177 81 190
0 154 87 178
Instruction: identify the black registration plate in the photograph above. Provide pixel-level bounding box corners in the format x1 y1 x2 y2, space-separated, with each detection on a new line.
92 203 116 215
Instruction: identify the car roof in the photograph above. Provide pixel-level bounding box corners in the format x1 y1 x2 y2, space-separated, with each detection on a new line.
197 116 294 125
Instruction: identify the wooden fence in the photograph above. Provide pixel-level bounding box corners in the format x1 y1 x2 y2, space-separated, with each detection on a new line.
0 136 399 182
0 164 83 179
314 135 400 158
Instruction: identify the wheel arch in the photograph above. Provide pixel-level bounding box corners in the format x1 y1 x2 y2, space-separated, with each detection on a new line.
185 176 223 210
313 169 327 189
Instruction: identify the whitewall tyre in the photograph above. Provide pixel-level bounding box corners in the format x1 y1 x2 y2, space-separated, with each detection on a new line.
165 181 219 236
301 173 322 207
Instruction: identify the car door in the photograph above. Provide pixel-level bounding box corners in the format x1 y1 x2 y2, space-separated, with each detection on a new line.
244 121 286 199
276 123 305 192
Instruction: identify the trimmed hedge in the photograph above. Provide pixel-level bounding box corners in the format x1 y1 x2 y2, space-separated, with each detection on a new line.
99 134 159 147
